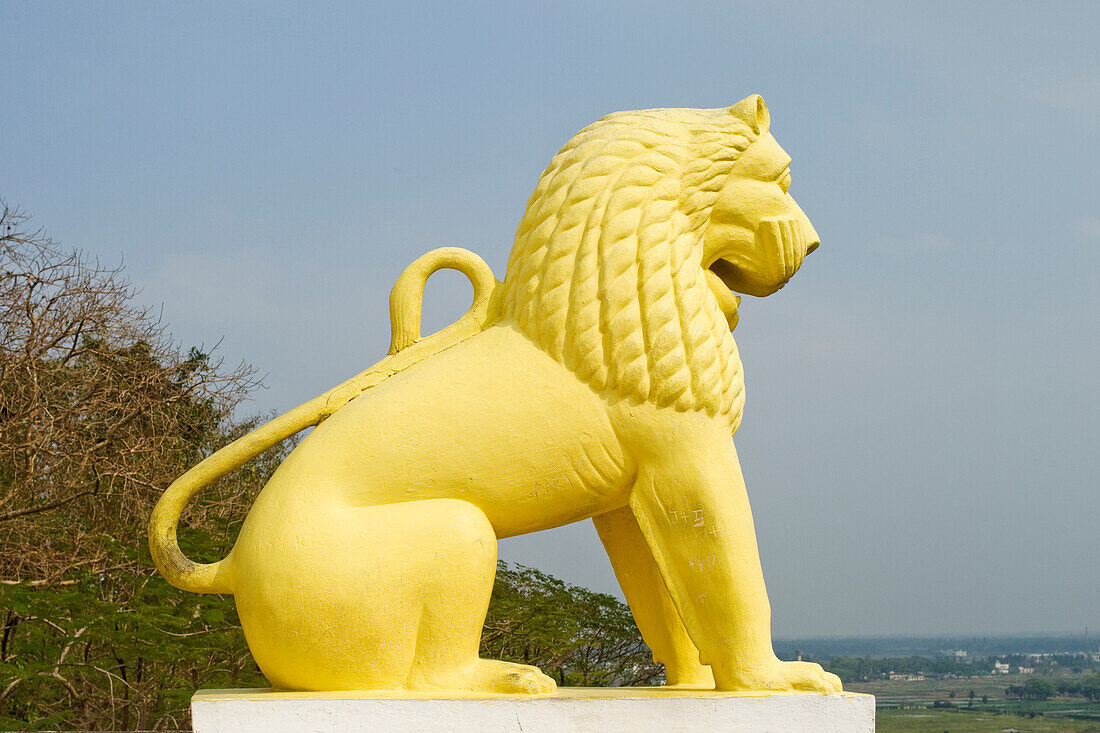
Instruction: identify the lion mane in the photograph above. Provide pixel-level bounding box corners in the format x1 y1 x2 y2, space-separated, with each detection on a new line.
501 101 766 422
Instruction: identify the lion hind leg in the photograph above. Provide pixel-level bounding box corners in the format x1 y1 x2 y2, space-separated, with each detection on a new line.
237 498 550 693
400 499 555 695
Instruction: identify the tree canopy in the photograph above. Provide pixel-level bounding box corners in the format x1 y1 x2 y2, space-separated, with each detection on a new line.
483 562 659 687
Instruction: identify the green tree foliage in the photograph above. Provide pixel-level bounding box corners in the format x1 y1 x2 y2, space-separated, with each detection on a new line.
1057 678 1082 696
481 562 660 687
823 655 983 683
1023 677 1057 700
1005 677 1057 700
1081 674 1100 702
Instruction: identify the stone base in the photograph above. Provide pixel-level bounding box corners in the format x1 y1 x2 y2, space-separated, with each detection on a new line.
191 687 875 732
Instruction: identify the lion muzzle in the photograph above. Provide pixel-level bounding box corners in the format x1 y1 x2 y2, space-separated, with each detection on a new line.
758 217 807 286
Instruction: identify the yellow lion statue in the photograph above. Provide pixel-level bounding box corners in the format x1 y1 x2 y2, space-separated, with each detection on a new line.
150 94 839 695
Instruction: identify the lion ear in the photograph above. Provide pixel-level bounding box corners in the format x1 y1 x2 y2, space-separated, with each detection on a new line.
729 94 770 135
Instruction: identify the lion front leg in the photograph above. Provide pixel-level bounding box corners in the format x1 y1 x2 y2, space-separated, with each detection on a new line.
593 506 714 688
626 431 841 693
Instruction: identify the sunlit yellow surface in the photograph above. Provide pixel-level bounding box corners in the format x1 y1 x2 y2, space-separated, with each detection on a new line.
150 95 837 696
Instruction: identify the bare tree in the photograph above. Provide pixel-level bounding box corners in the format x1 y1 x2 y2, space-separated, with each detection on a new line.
0 201 259 559
0 201 271 730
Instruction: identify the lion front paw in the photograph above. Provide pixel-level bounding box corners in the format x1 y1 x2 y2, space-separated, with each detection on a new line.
777 660 843 693
720 659 842 694
471 659 557 695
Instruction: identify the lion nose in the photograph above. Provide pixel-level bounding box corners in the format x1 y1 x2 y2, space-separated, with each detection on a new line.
806 237 820 255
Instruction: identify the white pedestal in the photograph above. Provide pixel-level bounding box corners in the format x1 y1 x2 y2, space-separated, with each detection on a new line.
191 687 875 732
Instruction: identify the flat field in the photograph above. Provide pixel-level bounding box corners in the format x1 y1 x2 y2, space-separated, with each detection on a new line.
877 709 1100 732
846 675 1100 732
848 675 1020 705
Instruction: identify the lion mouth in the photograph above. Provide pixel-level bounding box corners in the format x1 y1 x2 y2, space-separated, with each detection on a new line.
703 218 819 321
705 261 741 331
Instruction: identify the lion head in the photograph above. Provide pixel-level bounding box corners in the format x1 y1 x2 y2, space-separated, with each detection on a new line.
501 95 819 422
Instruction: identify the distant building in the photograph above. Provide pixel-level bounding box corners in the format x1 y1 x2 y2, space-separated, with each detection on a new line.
888 672 925 681
993 661 1011 674
1018 666 1034 674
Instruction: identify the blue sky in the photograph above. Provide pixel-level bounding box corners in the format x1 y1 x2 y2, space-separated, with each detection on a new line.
2 1 1098 637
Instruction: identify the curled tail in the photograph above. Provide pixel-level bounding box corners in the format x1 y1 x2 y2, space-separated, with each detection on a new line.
148 247 501 594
